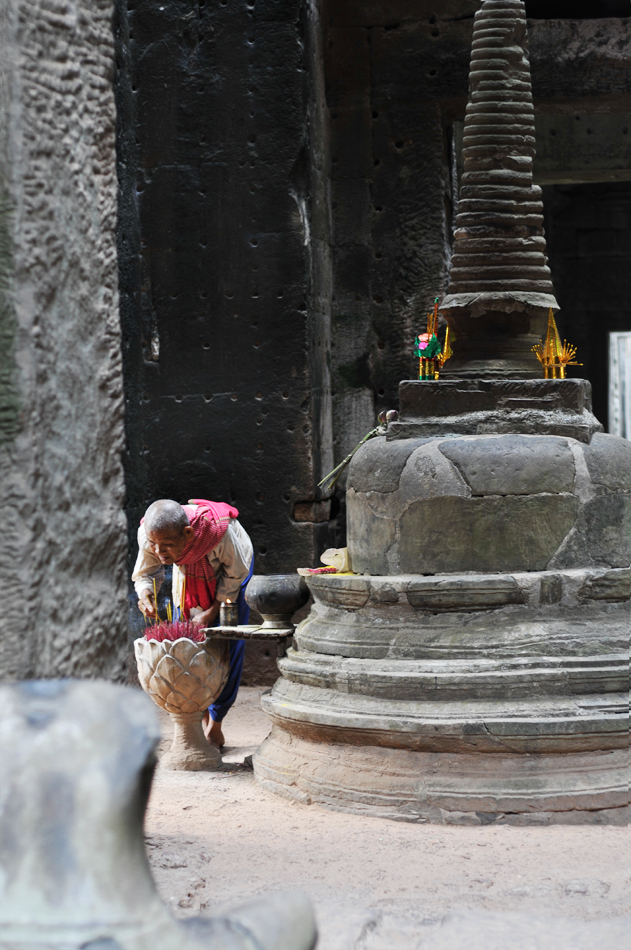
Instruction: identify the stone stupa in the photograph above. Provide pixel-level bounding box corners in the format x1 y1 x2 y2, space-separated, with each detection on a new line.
253 0 630 824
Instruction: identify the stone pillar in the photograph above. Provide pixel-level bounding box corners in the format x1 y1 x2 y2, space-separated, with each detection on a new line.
0 0 128 681
441 0 558 378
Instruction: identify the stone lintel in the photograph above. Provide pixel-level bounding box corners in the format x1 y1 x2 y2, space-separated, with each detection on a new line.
387 378 603 443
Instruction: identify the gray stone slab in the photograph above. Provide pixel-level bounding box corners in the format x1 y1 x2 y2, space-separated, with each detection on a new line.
399 495 578 574
582 433 631 492
552 494 631 570
398 378 594 417
307 574 371 611
346 490 396 575
388 379 602 443
348 437 430 493
406 575 525 611
439 436 575 496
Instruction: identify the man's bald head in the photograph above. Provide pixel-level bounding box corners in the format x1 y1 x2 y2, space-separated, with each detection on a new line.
144 500 194 564
144 499 190 537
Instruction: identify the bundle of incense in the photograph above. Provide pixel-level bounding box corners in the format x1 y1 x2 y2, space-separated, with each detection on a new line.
144 620 206 643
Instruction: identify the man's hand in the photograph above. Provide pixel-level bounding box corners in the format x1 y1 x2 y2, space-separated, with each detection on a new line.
191 601 221 627
138 589 157 619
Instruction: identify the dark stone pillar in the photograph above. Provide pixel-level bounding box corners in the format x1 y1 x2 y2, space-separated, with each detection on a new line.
114 0 335 580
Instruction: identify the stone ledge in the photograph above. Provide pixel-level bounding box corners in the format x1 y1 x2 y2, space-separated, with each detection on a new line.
387 379 603 443
263 680 629 755
305 568 631 612
279 650 628 702
253 730 629 822
406 575 525 610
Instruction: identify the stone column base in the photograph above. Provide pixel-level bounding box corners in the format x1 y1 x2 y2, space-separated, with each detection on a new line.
254 729 628 825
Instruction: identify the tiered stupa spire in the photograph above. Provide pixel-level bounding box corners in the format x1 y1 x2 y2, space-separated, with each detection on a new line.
441 0 559 378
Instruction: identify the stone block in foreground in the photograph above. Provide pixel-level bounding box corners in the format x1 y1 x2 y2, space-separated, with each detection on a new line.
0 680 316 950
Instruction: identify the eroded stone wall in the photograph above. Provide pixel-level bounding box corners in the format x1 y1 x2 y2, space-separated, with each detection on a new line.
0 0 127 681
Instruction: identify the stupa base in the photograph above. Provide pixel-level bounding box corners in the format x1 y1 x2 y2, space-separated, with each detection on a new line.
254 730 628 825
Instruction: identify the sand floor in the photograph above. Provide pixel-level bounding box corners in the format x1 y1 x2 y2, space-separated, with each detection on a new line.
145 687 630 949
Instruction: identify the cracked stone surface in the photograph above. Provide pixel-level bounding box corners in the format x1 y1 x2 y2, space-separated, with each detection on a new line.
347 431 631 576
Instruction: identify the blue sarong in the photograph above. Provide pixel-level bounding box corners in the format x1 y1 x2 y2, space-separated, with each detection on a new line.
208 557 253 723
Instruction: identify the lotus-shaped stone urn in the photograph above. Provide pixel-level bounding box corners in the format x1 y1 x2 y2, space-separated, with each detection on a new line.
134 636 229 770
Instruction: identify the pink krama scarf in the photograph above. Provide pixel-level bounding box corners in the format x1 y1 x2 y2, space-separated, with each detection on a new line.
175 499 239 617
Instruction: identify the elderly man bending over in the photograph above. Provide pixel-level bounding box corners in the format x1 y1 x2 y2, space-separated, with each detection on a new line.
132 497 253 749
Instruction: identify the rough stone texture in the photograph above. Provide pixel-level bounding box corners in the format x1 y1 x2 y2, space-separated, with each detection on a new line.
347 424 628 576
582 432 631 492
255 731 628 822
254 560 629 821
438 435 575 495
348 437 429 493
399 494 578 574
0 679 317 950
294 569 630 660
441 0 559 377
551 494 631 570
388 379 603 443
0 0 128 681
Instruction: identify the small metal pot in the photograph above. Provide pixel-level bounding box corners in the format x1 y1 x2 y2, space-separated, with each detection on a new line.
245 574 309 628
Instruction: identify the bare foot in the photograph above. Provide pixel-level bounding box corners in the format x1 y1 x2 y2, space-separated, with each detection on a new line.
202 713 225 749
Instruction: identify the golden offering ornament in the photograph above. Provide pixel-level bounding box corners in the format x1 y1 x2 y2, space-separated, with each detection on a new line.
532 310 581 379
415 297 452 380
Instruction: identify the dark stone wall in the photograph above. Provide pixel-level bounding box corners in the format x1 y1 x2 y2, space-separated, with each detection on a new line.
114 0 336 583
543 182 631 431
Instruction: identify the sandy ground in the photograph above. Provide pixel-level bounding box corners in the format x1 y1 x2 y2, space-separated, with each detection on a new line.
145 688 630 949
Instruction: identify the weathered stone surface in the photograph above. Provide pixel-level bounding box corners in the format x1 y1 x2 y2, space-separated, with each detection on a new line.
579 569 631 603
397 442 471 505
0 0 128 682
441 0 558 377
280 643 629 702
306 573 371 611
399 494 578 574
540 573 563 605
439 435 575 496
346 490 396 575
296 569 630 661
388 379 602 443
0 679 317 950
348 436 428 493
582 433 631 492
347 426 630 577
254 728 629 822
552 494 631 570
407 575 524 611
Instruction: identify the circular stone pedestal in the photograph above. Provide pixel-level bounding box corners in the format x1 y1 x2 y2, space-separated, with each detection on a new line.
254 387 630 824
